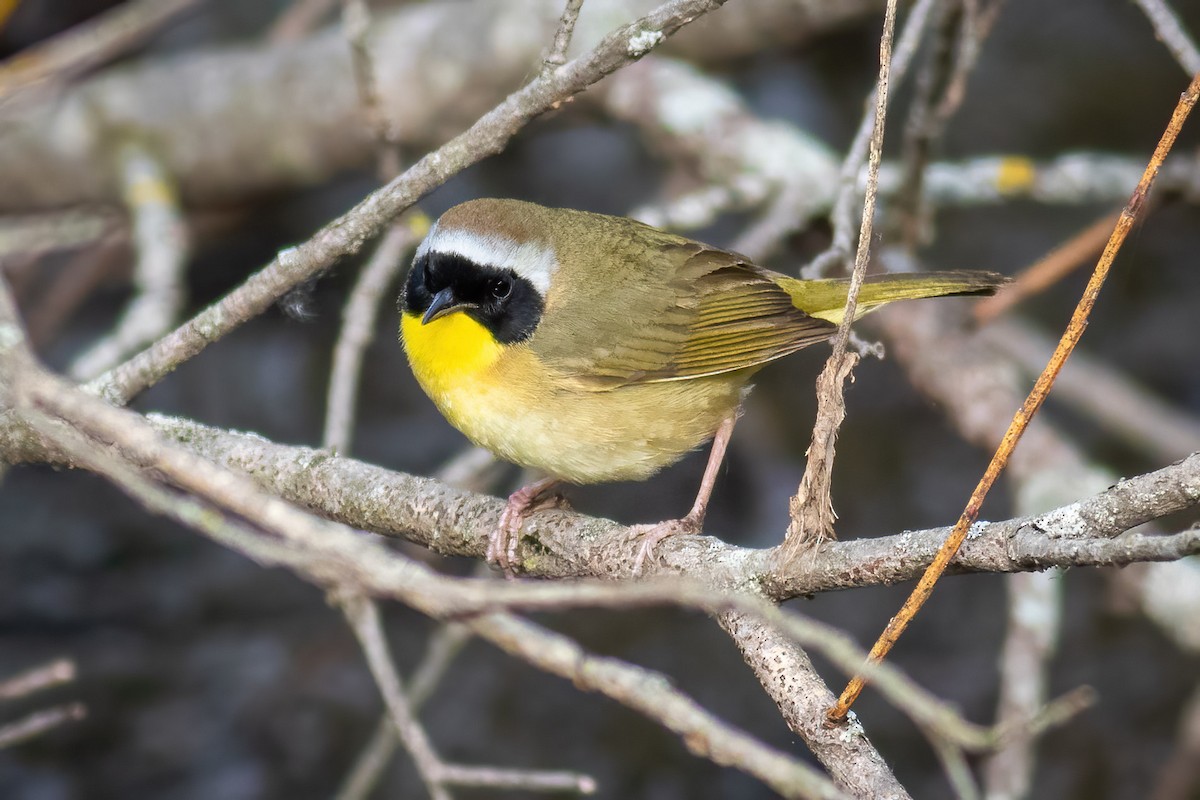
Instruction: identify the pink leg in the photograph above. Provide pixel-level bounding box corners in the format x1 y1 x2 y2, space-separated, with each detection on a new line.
489 476 561 576
632 411 738 575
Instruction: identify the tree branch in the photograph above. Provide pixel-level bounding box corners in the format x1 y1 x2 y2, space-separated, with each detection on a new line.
85 0 734 407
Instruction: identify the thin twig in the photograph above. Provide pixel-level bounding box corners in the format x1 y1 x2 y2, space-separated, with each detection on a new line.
335 717 401 800
933 738 980 800
543 0 587 74
468 613 845 800
891 0 961 249
779 0 899 557
828 71 1200 722
339 594 453 800
982 571 1061 800
0 704 87 749
1131 0 1200 75
0 210 117 261
335 621 474 800
793 0 940 278
25 240 126 349
0 0 199 104
340 594 597 798
734 0 936 265
0 659 76 700
893 0 1004 250
69 140 188 380
323 215 428 452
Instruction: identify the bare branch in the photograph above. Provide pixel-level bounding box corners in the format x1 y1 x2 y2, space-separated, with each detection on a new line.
604 56 838 233
0 210 118 261
892 0 1002 250
982 572 1061 800
0 704 87 750
830 71 1200 722
340 593 454 800
335 620 475 800
1131 0 1200 75
13 412 1185 594
544 0 587 73
0 659 76 701
69 140 188 380
719 610 911 798
974 208 1121 323
793 0 941 277
781 0 899 557
323 216 426 452
87 0 735 407
879 152 1200 206
339 594 596 797
0 337 838 799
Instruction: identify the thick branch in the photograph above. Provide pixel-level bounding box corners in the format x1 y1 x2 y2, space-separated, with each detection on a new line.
7 413 1192 597
719 610 911 799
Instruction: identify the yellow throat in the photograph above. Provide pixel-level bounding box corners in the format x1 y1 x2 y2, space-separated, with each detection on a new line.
400 310 504 396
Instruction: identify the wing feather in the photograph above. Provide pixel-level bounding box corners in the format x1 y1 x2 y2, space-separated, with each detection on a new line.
529 229 835 389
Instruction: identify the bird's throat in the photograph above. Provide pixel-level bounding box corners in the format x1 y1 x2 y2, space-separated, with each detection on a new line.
401 310 504 394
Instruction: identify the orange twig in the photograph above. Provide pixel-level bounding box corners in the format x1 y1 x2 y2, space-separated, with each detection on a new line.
973 208 1123 324
828 72 1200 724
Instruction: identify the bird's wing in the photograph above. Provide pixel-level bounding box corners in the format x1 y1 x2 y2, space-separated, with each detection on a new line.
532 241 836 389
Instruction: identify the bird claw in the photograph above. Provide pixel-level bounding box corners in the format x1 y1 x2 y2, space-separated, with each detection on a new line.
630 514 703 576
488 504 523 578
488 479 564 578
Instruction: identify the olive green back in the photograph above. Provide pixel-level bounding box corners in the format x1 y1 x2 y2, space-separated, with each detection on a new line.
527 206 836 388
499 202 1004 389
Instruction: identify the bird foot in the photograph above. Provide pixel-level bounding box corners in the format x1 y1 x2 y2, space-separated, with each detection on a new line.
488 480 564 577
629 514 703 576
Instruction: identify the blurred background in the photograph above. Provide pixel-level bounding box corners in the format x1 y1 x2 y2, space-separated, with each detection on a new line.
1 0 1199 798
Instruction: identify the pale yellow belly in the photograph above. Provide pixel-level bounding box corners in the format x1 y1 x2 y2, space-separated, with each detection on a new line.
401 312 745 484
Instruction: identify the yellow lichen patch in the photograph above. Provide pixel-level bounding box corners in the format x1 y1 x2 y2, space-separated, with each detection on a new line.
995 156 1037 195
405 209 433 239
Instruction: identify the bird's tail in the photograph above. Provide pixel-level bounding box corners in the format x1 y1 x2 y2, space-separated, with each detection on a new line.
778 270 1008 325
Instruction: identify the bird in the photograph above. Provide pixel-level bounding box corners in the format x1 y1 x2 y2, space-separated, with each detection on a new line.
398 198 1005 574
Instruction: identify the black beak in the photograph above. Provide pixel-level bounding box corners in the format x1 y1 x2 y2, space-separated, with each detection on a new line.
422 288 463 324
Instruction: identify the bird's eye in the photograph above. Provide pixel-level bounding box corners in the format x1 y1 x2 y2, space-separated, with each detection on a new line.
489 276 512 300
420 256 434 287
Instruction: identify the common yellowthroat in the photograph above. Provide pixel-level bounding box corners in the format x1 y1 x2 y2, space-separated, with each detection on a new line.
399 199 1004 573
